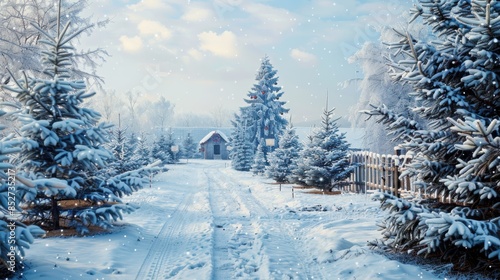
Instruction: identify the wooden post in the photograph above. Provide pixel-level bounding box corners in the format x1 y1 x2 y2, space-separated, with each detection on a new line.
394 148 402 198
279 183 282 191
292 187 295 198
51 196 60 230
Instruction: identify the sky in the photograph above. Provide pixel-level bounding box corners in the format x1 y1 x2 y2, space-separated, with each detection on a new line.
80 0 413 126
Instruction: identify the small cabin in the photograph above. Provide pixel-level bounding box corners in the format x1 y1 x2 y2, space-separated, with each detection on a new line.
199 130 230 160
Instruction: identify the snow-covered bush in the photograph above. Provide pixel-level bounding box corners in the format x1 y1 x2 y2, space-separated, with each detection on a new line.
367 0 500 273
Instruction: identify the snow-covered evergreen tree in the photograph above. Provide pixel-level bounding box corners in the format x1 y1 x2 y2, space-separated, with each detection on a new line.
150 134 174 165
106 117 140 174
291 106 355 190
229 109 254 171
182 133 198 160
134 132 152 166
250 139 267 175
243 55 289 156
3 10 143 233
0 109 56 275
265 123 303 183
365 0 500 272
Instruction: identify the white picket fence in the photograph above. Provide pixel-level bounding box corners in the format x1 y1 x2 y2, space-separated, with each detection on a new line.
344 151 416 197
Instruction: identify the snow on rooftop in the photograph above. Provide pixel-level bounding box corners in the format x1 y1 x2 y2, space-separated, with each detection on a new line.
199 130 229 144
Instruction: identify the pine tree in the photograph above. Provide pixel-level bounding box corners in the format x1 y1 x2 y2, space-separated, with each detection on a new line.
3 8 143 233
365 0 500 273
0 109 55 275
266 123 303 183
135 132 152 166
291 106 355 190
250 139 267 175
243 55 289 156
150 134 173 165
182 133 198 160
106 116 140 174
229 109 254 171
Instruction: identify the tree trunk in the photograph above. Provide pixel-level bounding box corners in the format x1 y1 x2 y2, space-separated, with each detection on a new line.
51 196 60 230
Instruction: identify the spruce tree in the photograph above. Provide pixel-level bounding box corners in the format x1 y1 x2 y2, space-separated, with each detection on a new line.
3 9 147 233
107 117 140 174
229 109 254 171
135 132 152 166
365 0 500 273
266 123 303 183
250 139 267 175
182 133 198 160
243 55 289 156
151 134 173 165
291 106 355 190
0 109 55 275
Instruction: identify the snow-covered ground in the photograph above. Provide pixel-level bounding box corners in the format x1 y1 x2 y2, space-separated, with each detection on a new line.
21 160 456 279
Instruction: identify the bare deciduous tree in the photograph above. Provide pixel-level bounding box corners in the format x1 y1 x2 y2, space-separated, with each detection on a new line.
0 0 108 88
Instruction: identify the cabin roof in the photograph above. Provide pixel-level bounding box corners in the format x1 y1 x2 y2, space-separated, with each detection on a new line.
199 130 229 145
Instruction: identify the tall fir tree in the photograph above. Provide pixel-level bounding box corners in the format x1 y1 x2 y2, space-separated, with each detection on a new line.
364 0 500 273
291 106 355 190
3 7 148 233
243 55 289 156
266 123 303 183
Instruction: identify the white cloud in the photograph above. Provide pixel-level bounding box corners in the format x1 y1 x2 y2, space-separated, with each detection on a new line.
188 48 204 60
182 7 212 22
198 31 238 58
128 0 171 11
119 35 143 53
241 3 295 32
138 20 172 40
290 49 317 64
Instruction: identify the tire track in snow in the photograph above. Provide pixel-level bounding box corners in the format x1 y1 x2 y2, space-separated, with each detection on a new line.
134 192 195 280
134 165 212 280
206 165 318 279
206 167 267 279
214 167 325 279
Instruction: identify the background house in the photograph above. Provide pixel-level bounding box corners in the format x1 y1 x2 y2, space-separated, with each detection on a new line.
199 130 230 160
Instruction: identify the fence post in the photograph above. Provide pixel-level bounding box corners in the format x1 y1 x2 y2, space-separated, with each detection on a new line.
394 148 403 198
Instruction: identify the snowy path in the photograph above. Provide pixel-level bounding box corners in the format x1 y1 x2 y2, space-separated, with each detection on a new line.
23 160 449 280
132 160 323 279
205 163 323 279
134 166 212 280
